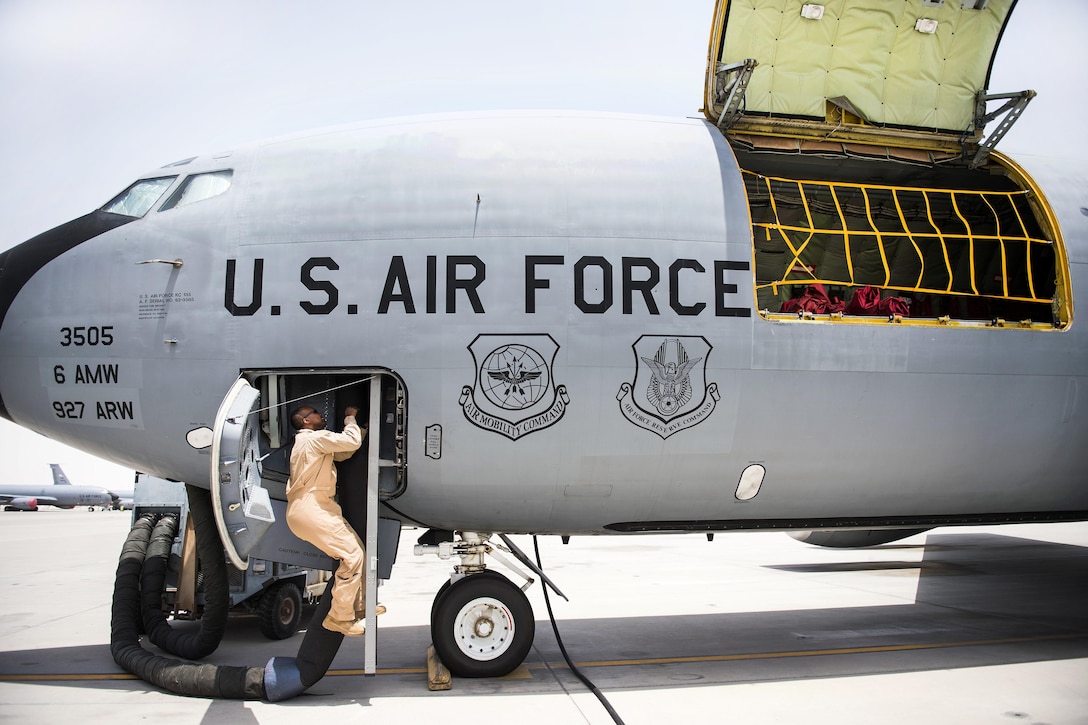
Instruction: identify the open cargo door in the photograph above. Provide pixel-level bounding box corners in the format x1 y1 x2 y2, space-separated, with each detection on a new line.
704 0 1031 164
700 0 1071 330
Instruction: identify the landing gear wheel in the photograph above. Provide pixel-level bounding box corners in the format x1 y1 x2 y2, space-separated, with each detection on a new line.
257 581 303 640
430 569 507 630
432 572 534 678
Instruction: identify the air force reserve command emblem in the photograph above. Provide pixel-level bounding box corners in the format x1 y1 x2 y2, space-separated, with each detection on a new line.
618 336 719 439
461 334 569 440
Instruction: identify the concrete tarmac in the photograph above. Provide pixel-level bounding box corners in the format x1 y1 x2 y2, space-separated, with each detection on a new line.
0 510 1086 724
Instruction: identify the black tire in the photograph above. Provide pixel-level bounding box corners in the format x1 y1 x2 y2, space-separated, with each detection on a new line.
432 572 534 678
258 582 303 640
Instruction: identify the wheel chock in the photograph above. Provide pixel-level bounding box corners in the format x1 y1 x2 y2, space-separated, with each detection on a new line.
426 645 452 691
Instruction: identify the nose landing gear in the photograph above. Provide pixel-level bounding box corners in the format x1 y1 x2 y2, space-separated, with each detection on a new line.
418 531 563 678
431 572 534 677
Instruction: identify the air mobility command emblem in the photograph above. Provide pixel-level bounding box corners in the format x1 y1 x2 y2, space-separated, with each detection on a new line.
461 334 569 440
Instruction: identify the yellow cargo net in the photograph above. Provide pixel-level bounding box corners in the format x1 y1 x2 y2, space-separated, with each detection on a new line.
745 170 1059 326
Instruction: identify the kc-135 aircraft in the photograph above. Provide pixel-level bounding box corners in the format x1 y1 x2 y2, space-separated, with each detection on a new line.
0 463 115 511
0 0 1085 700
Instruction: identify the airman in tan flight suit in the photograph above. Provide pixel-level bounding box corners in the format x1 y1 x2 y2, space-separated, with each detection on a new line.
286 404 385 636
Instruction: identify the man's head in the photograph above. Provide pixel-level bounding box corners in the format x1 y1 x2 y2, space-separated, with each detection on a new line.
290 405 325 431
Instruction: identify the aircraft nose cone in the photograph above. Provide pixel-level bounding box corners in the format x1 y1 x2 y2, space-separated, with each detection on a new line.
0 211 136 422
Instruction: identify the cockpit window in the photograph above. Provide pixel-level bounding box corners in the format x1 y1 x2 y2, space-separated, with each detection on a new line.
159 170 233 212
101 176 177 217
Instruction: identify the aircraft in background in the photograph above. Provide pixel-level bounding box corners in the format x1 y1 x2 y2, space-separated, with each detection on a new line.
57 464 138 509
48 463 77 486
0 0 1084 691
0 464 116 511
109 490 134 511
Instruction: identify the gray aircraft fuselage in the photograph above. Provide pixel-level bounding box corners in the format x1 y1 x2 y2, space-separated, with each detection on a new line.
0 483 114 509
0 112 1085 534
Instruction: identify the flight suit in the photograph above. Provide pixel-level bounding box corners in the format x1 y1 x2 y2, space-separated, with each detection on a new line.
285 416 366 624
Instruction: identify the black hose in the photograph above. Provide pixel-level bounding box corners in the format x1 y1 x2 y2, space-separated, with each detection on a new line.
110 507 265 698
264 553 352 700
110 513 157 662
295 583 343 687
139 486 229 659
533 536 626 725
111 484 350 700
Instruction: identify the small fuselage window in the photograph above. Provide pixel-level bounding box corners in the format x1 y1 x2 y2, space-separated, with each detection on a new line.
100 176 177 217
159 170 233 211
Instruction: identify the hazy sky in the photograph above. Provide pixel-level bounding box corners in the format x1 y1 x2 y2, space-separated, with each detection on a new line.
1 0 1085 487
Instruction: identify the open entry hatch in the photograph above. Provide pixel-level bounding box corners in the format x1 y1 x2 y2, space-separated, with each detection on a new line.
211 370 407 569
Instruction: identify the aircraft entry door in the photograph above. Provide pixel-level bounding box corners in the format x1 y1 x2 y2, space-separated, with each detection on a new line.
210 371 407 574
